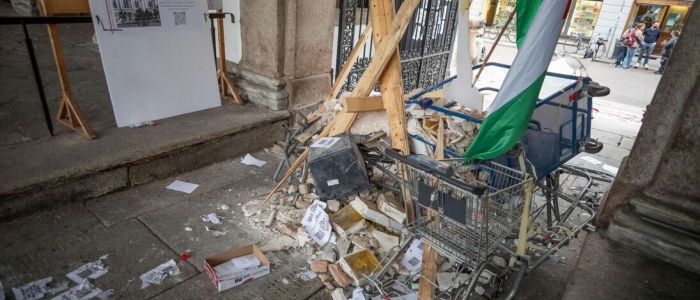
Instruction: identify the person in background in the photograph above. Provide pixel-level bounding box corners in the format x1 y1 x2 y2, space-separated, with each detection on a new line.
635 21 661 69
655 30 680 75
622 23 645 70
611 34 628 67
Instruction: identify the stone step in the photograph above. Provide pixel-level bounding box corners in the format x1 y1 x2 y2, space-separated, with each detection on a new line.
0 104 289 221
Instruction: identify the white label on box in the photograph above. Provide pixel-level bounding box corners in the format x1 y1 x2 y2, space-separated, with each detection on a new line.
311 137 341 148
301 200 332 246
327 179 339 186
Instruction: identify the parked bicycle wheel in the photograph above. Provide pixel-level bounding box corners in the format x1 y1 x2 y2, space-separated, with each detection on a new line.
594 44 607 58
563 37 582 54
488 25 501 40
507 29 517 43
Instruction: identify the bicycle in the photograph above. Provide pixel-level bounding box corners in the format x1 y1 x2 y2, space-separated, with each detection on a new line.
588 36 608 60
485 20 516 43
563 33 587 54
564 34 607 59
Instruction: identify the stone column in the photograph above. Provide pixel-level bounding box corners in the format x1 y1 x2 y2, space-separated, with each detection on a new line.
229 0 334 111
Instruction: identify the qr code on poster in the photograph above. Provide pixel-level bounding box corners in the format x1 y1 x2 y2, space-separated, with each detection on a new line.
174 12 187 25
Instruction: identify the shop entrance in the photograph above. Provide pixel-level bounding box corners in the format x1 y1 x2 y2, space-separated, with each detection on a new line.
627 0 693 54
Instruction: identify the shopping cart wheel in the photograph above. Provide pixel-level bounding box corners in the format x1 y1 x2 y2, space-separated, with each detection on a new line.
582 139 603 154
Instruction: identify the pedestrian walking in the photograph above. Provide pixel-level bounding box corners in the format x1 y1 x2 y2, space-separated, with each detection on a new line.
611 38 628 67
655 30 680 75
621 23 645 70
635 22 661 69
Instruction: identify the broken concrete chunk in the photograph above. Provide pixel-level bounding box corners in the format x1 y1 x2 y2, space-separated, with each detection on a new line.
331 288 347 300
438 261 453 272
329 264 352 288
436 272 471 290
491 256 507 269
298 184 309 195
475 285 486 295
371 230 399 256
277 209 307 224
359 190 370 198
336 238 351 258
259 235 298 252
351 235 372 251
295 201 311 209
281 223 298 236
326 200 340 213
242 200 265 217
288 185 298 194
369 238 379 249
321 246 337 263
310 261 329 273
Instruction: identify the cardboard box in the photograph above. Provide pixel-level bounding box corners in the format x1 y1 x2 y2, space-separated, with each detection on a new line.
204 244 270 292
338 249 380 287
330 205 366 238
376 192 406 224
350 196 402 233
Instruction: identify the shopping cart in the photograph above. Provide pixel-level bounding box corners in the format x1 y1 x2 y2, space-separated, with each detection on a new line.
360 149 534 300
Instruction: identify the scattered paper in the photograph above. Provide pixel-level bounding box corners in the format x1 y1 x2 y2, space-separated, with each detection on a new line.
580 156 602 164
404 104 417 112
205 226 228 236
46 281 69 295
400 240 424 272
296 270 317 281
310 137 341 148
139 260 181 289
12 277 53 300
603 164 619 175
66 256 109 283
50 280 102 300
95 289 114 300
301 200 332 246
241 154 267 167
201 213 222 224
166 180 199 194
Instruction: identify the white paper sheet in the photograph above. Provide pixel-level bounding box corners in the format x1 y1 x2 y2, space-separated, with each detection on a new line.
66 256 109 284
207 0 223 10
301 201 332 246
12 277 53 300
400 239 424 272
580 156 602 165
603 164 619 175
241 154 266 167
310 137 341 148
140 260 181 289
166 180 199 194
50 280 103 300
201 213 222 224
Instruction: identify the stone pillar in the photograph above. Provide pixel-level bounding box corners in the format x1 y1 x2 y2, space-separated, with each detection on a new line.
229 0 333 111
596 4 700 273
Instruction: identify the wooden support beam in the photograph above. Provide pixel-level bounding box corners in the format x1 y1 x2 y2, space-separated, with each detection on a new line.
473 9 516 85
342 96 384 112
435 117 445 159
260 0 420 208
216 10 244 105
41 0 95 139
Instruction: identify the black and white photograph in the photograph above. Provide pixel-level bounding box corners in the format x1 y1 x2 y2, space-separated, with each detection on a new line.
112 0 161 28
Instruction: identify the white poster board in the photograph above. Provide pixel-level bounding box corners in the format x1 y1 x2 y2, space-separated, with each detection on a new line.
88 0 220 127
443 1 484 112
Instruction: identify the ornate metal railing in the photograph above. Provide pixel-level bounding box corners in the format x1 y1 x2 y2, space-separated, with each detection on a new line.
335 0 458 93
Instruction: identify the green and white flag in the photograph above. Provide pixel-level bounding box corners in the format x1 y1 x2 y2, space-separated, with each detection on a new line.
463 0 572 160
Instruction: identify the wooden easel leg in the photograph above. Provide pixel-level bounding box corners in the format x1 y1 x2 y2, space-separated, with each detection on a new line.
216 10 244 106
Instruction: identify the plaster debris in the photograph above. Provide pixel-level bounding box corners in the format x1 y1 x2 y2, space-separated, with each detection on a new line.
205 226 228 237
282 278 290 285
259 235 297 252
436 272 471 290
184 227 193 231
66 256 109 283
298 184 309 195
297 270 318 281
220 205 230 210
438 261 453 272
337 238 351 258
372 230 399 256
331 288 347 300
321 246 337 262
491 256 507 269
242 200 265 217
140 259 181 289
201 213 222 224
264 252 283 266
326 200 340 213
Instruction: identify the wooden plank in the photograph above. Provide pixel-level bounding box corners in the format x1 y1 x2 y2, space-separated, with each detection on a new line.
295 121 324 144
261 0 421 208
216 10 244 105
419 244 438 300
342 96 384 112
434 117 445 159
40 0 89 15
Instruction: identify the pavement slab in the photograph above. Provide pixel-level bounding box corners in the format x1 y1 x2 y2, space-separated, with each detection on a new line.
138 178 278 272
562 230 700 300
86 150 281 227
0 219 198 299
151 252 323 300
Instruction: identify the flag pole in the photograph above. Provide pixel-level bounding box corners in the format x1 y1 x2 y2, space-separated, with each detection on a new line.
472 8 517 86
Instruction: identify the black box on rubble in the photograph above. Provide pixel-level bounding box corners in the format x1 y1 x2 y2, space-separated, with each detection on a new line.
308 132 370 200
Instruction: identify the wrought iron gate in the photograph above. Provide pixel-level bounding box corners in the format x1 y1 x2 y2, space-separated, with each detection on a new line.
335 0 458 94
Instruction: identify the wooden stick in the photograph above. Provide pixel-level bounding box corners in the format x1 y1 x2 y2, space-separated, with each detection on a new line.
260 0 421 208
216 10 244 105
435 117 445 159
472 9 516 85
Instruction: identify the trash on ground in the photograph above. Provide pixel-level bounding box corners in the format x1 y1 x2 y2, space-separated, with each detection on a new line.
46 280 69 295
12 277 53 300
301 200 332 246
580 156 602 164
166 180 199 194
400 240 424 273
50 280 103 300
339 249 380 287
205 226 228 236
264 252 283 266
181 253 190 261
282 278 290 285
204 244 270 292
139 259 181 289
95 289 114 300
297 270 318 281
201 213 222 224
241 154 267 167
66 255 109 283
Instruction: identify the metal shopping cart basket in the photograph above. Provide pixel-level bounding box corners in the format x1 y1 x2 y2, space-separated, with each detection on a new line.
360 149 533 300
